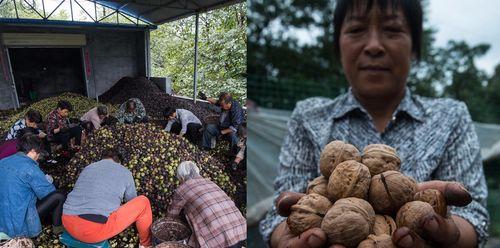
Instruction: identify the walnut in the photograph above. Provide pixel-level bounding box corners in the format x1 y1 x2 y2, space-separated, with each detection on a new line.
373 215 397 236
368 171 418 215
358 234 396 248
320 140 361 178
414 189 447 217
321 197 375 247
396 201 435 238
287 193 333 235
327 160 371 201
362 144 401 176
306 176 329 198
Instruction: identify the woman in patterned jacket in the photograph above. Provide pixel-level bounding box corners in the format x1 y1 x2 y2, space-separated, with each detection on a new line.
260 0 489 247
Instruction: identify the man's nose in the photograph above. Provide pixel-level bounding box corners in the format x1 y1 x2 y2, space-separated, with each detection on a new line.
364 29 385 57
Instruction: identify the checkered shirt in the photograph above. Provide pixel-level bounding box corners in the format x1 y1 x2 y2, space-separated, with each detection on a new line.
167 176 246 248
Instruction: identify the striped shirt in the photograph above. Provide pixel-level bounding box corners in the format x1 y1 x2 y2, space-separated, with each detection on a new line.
259 87 489 246
167 176 246 248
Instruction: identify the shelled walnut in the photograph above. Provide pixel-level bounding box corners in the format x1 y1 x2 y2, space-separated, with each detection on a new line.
373 215 397 236
327 160 371 201
414 189 448 217
358 234 395 248
369 171 418 215
321 197 375 247
362 144 401 176
287 193 333 235
306 176 329 198
319 140 361 178
396 201 435 237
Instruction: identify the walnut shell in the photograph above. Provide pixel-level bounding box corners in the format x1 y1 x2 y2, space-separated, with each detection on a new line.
358 234 395 248
306 176 329 198
327 160 371 201
368 171 418 215
320 140 361 178
321 197 375 247
414 189 447 217
373 215 397 236
287 193 333 235
396 201 435 237
362 144 401 176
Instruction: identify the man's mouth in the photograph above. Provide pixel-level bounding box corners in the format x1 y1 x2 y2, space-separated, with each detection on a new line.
359 65 390 72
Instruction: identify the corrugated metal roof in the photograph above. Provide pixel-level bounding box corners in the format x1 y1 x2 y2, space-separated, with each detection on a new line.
95 0 243 25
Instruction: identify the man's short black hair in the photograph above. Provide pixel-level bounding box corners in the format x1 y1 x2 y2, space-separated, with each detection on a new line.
333 0 423 61
97 105 108 116
101 148 124 163
16 127 38 139
25 109 42 123
219 93 232 104
17 133 43 154
163 107 176 118
57 100 73 112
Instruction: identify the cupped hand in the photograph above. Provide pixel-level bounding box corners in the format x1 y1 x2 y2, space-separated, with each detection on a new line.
271 192 346 248
392 181 472 248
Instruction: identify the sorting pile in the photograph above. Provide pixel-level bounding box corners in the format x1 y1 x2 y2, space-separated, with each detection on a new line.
287 141 453 247
99 77 218 122
35 123 239 247
0 93 117 134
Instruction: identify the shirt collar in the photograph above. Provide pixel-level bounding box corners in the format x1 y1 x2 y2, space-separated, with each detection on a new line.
332 87 425 122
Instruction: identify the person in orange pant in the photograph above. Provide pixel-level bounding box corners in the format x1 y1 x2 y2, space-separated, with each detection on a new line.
61 148 152 247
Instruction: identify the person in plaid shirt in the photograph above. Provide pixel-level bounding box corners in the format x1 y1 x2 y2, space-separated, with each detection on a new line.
167 161 246 248
46 100 82 149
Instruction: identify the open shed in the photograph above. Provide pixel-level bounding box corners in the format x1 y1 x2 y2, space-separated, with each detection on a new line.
0 0 242 109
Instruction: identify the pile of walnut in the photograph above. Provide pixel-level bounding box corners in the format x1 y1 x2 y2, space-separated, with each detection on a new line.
287 141 449 248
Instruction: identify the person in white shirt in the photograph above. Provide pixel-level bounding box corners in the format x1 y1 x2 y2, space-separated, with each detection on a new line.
163 107 202 145
80 106 108 131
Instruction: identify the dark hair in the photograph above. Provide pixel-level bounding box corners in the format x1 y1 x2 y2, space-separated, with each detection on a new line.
97 105 108 116
16 127 38 139
333 0 422 60
17 133 43 154
126 99 136 110
101 148 124 163
219 93 232 104
25 109 42 123
57 100 73 112
163 107 176 118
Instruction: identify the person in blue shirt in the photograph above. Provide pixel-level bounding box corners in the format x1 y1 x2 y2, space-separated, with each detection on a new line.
0 133 66 238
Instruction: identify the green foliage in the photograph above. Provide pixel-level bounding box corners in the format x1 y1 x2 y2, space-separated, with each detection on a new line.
150 3 247 103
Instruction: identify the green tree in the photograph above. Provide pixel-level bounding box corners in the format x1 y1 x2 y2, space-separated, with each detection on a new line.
150 3 247 103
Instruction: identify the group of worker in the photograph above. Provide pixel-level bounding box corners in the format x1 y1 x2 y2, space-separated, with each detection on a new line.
0 92 247 247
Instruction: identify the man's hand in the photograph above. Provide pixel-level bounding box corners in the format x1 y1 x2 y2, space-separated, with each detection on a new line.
270 192 345 248
220 128 233 135
38 131 47 138
392 181 476 248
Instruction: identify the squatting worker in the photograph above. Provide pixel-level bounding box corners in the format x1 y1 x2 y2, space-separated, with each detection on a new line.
62 148 153 248
260 0 488 247
167 161 246 248
0 134 66 238
116 98 148 124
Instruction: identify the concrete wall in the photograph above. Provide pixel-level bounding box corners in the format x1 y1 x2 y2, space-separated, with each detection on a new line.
0 25 148 109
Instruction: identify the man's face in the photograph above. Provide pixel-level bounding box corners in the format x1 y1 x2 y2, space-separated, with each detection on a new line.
339 4 413 99
221 101 231 110
25 119 37 128
168 112 177 121
58 108 70 118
